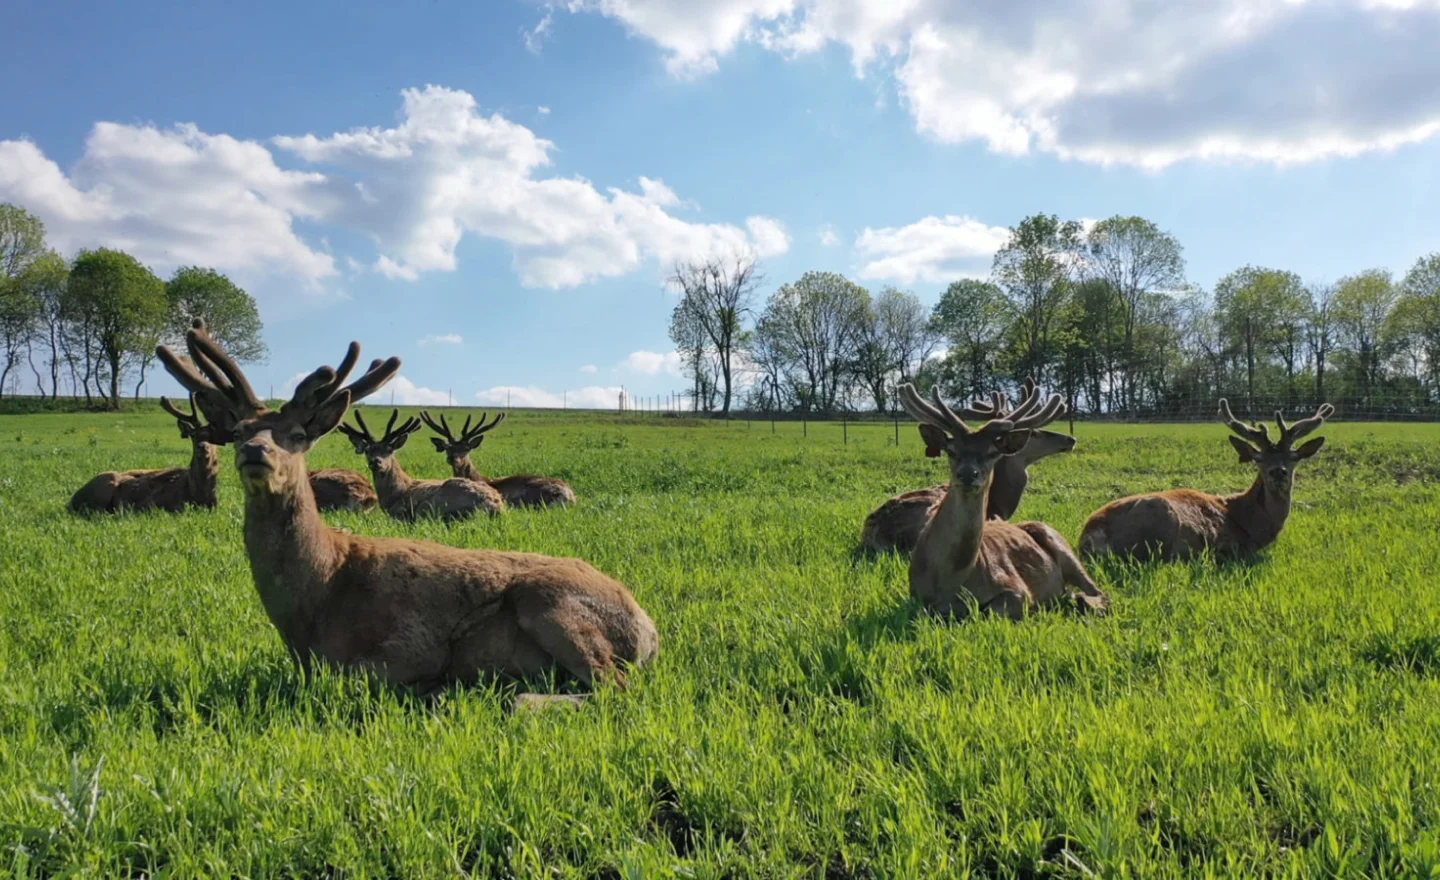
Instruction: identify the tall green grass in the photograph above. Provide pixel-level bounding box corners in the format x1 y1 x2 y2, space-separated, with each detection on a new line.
2 409 1439 877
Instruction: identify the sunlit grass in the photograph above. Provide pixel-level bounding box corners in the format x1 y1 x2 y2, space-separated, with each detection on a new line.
2 407 1439 877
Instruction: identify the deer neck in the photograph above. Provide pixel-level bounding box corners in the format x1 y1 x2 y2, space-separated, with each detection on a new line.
241 457 345 653
188 440 220 506
453 454 487 482
368 455 415 503
915 480 989 578
1226 476 1291 550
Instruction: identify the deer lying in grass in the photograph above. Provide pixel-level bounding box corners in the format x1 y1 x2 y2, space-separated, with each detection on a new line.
308 468 378 512
899 382 1108 619
337 410 505 523
155 324 658 700
420 411 577 509
862 378 1077 553
69 394 221 514
1079 400 1333 562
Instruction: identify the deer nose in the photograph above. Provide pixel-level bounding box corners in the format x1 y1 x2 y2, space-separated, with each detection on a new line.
238 441 271 465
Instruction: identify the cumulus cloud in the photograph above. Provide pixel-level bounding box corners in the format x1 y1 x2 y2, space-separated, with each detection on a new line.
386 376 453 406
0 86 788 292
418 333 463 346
619 349 683 375
565 0 1440 167
855 214 1010 284
476 385 624 408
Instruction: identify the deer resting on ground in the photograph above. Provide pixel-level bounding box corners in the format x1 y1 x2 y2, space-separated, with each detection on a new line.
420 411 576 508
154 324 658 698
1079 400 1332 562
337 410 505 522
308 468 379 512
900 382 1108 619
69 394 221 514
863 378 1077 553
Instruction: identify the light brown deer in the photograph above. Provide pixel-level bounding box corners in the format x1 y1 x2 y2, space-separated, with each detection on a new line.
336 410 505 523
308 468 378 512
419 411 577 508
862 379 1077 553
899 382 1108 619
154 324 658 699
69 394 222 514
1079 400 1332 562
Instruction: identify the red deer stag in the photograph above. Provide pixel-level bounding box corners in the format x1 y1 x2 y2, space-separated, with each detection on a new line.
1079 400 1333 562
862 378 1077 553
308 468 379 512
69 394 221 514
337 410 505 522
899 382 1108 619
419 411 577 508
154 325 658 699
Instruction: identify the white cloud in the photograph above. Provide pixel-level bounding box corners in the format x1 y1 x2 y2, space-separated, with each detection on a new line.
537 105 552 116
818 224 840 247
566 0 1440 168
1 86 788 294
418 333 464 346
386 375 453 406
476 385 624 409
619 349 684 375
855 214 1010 284
0 128 337 283
524 10 554 54
580 364 598 374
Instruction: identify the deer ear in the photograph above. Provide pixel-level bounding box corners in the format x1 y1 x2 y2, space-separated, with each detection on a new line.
430 437 447 453
391 431 411 451
996 429 1031 455
305 391 351 443
917 424 948 458
1293 436 1325 459
347 435 368 455
1228 435 1260 462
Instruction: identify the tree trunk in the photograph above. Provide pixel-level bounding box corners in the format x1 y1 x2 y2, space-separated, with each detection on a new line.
108 348 122 409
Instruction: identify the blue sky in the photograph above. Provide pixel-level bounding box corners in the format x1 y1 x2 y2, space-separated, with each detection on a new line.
3 0 1439 407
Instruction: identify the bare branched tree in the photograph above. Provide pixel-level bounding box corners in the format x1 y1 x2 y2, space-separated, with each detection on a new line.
668 254 762 416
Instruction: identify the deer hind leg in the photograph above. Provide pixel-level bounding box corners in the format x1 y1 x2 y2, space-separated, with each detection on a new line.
513 592 628 691
1017 522 1110 617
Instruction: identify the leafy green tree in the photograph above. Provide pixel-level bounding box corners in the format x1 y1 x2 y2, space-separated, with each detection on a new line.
992 214 1083 384
0 275 40 397
1214 266 1304 404
931 279 1011 400
65 249 167 408
0 204 47 280
1333 269 1400 402
1392 254 1440 398
760 271 870 413
165 267 267 362
1084 216 1186 412
852 287 938 412
12 252 68 398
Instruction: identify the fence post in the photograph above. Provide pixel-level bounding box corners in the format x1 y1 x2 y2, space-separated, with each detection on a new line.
843 417 848 445
894 417 899 447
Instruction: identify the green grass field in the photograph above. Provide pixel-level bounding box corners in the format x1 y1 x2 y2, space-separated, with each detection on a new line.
2 407 1440 878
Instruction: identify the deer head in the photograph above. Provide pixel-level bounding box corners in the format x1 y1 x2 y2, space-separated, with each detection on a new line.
1218 399 1333 498
419 410 506 469
156 318 400 497
336 409 424 471
958 377 1077 463
899 382 1066 496
159 392 224 446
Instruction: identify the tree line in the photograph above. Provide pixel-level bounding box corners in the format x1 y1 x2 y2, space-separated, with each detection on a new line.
0 203 266 408
669 214 1440 419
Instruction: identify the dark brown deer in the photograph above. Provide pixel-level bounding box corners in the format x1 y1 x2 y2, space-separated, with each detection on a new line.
154 324 658 700
1079 400 1332 562
899 382 1108 619
862 378 1077 553
419 410 576 508
337 410 505 522
308 468 378 512
69 394 222 514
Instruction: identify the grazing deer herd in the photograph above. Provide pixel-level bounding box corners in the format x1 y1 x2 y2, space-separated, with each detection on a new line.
65 319 1335 704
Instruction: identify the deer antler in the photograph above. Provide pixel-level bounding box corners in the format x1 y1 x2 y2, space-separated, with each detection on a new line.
1218 399 1273 451
1274 402 1334 450
345 408 423 447
159 392 213 441
956 378 1064 433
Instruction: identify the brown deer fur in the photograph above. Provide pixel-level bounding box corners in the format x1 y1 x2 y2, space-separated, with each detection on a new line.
154 322 658 695
420 411 576 508
898 382 1108 619
862 380 1076 553
1079 400 1332 562
69 394 221 514
337 410 505 522
308 468 379 512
